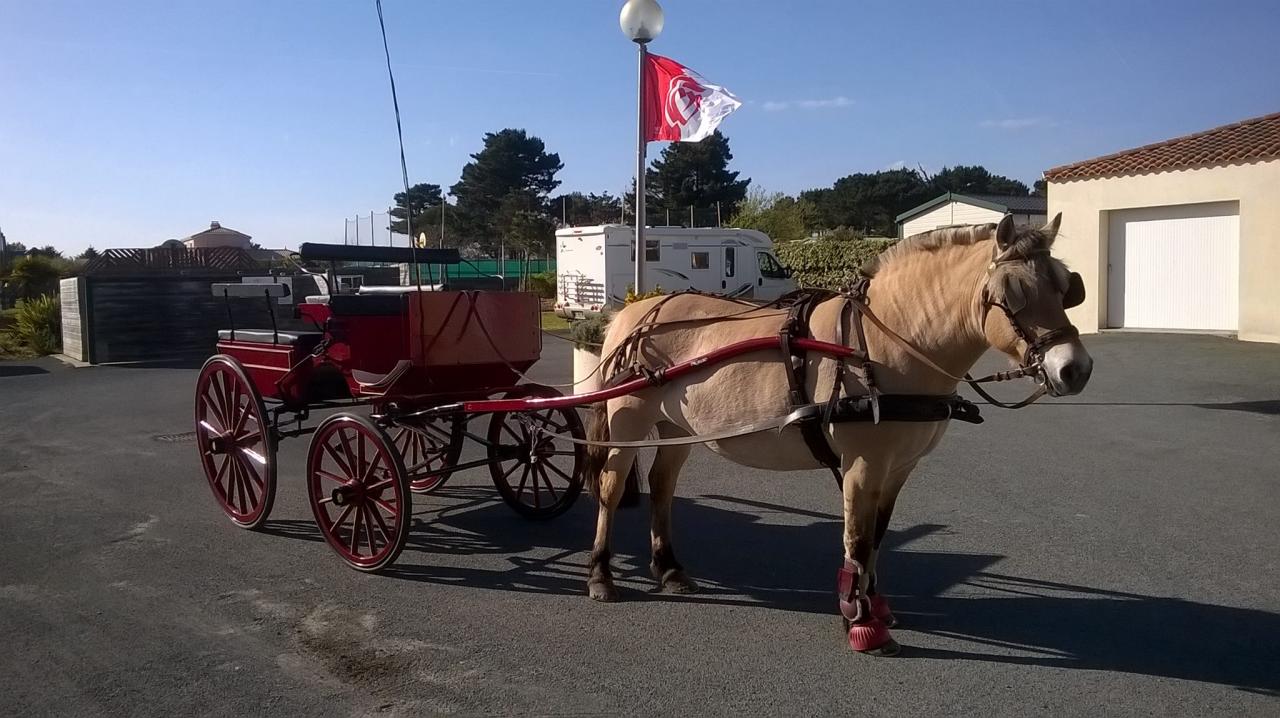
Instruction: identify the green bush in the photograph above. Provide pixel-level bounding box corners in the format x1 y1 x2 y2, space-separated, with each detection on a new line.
527 271 556 299
11 295 61 355
6 255 69 300
775 238 897 290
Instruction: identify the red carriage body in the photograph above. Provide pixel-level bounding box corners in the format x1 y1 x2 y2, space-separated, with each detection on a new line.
195 244 585 572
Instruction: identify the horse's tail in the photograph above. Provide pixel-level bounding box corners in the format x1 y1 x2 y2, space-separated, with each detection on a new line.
584 402 609 500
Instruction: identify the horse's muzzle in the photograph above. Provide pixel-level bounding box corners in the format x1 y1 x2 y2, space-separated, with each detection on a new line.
1042 341 1093 396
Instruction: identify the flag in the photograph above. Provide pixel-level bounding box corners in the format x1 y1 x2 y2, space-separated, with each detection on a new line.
643 53 741 143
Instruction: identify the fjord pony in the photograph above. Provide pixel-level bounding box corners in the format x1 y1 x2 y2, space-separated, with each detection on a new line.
583 214 1092 654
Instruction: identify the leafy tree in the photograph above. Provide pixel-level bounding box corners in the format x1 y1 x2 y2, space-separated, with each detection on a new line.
389 182 445 242
931 165 1029 196
645 130 750 223
78 246 101 261
1033 178 1047 197
802 169 931 235
549 191 623 227
27 245 63 259
728 188 816 243
496 191 556 287
450 129 563 251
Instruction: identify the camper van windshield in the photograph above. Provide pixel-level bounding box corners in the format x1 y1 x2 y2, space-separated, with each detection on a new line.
758 252 787 279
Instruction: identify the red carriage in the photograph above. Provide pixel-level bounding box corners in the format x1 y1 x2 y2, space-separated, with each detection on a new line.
194 243 586 571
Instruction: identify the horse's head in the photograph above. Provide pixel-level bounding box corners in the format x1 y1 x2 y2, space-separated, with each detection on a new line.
980 214 1092 396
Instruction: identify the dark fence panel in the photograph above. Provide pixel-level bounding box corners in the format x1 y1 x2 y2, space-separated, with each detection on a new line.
85 274 304 363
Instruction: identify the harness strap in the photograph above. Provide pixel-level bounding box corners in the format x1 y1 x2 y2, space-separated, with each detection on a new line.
778 290 844 482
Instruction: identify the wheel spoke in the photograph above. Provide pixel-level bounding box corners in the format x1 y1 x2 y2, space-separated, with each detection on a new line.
536 465 560 501
370 496 399 517
368 503 392 543
543 460 576 484
322 440 355 478
513 465 531 504
365 478 394 493
203 383 229 431
329 503 354 535
500 420 522 444
316 469 350 484
337 428 360 476
349 505 364 556
363 506 379 555
237 455 259 507
501 461 522 480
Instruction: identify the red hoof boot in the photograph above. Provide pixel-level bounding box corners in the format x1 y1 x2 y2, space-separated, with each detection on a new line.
846 617 898 655
869 593 897 628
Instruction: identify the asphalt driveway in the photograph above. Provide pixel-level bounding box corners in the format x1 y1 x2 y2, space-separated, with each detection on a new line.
1 333 1277 716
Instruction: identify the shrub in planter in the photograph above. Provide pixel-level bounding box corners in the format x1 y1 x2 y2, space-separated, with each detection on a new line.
12 294 61 355
569 315 609 392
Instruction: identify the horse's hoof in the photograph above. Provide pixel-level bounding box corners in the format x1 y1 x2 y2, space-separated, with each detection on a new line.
660 571 699 594
588 581 620 603
846 617 898 655
869 593 898 628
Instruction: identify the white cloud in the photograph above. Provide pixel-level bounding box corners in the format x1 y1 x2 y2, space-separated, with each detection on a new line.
979 117 1058 130
762 95 853 112
883 160 907 171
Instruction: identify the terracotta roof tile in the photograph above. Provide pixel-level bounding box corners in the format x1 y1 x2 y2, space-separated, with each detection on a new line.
1043 111 1280 182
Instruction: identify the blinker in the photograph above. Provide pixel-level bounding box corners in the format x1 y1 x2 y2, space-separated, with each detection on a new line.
1063 271 1085 309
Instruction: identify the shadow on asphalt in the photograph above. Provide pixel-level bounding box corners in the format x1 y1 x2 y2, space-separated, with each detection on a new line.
1007 399 1280 416
0 364 49 377
260 487 1280 693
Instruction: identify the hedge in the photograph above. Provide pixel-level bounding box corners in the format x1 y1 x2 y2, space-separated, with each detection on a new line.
775 238 897 290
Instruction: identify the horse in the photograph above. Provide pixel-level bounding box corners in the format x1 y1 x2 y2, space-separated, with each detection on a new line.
581 213 1093 655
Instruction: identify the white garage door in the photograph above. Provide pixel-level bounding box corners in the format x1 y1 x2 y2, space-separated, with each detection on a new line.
1107 202 1239 331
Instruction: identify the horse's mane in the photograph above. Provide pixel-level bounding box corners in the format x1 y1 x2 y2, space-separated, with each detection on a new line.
861 222 1058 279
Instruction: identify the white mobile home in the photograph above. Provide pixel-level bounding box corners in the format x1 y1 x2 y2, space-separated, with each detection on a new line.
554 225 795 317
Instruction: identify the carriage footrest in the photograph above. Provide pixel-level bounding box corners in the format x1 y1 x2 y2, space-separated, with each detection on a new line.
352 360 412 393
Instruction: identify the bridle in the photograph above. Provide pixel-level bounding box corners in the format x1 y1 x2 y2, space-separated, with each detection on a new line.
849 243 1085 410
968 246 1084 408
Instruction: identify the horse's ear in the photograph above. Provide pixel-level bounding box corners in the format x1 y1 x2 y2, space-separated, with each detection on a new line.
995 214 1017 250
1042 213 1062 246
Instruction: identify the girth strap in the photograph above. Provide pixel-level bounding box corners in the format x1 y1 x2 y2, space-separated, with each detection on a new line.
777 290 843 482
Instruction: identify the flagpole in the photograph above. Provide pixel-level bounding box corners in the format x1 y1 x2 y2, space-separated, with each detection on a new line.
634 40 648 296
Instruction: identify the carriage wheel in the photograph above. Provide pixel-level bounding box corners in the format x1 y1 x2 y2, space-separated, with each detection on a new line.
391 416 464 495
306 413 411 572
486 386 586 520
194 355 276 529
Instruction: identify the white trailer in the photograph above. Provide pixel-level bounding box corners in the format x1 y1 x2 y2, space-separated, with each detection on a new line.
553 225 795 318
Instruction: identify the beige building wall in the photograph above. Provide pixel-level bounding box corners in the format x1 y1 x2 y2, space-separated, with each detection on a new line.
902 201 1005 238
1048 159 1280 343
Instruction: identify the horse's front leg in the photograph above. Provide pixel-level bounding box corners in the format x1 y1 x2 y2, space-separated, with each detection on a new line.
867 463 915 629
838 457 899 655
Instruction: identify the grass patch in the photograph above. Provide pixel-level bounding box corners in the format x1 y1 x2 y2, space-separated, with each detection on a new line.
540 311 571 333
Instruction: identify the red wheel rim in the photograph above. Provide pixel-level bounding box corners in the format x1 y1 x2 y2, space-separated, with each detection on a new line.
307 415 409 570
195 357 274 528
392 418 461 494
487 390 585 519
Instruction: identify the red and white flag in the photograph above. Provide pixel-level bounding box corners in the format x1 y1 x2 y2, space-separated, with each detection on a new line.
643 53 741 143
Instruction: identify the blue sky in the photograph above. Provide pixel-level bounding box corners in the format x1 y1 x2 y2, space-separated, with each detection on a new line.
2 0 1278 253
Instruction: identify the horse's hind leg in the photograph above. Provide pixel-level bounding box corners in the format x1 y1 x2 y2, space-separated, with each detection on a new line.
647 423 695 593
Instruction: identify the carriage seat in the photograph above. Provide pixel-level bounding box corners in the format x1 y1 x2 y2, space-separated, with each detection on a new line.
217 329 324 347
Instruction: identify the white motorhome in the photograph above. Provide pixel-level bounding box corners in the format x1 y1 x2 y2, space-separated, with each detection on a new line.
554 225 795 318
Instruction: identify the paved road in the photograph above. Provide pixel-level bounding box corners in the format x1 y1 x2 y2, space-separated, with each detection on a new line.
1 333 1278 716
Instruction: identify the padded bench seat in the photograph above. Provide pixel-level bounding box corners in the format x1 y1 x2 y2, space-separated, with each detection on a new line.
217 329 324 346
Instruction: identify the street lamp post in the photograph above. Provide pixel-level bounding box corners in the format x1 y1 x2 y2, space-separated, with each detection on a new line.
620 0 664 297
